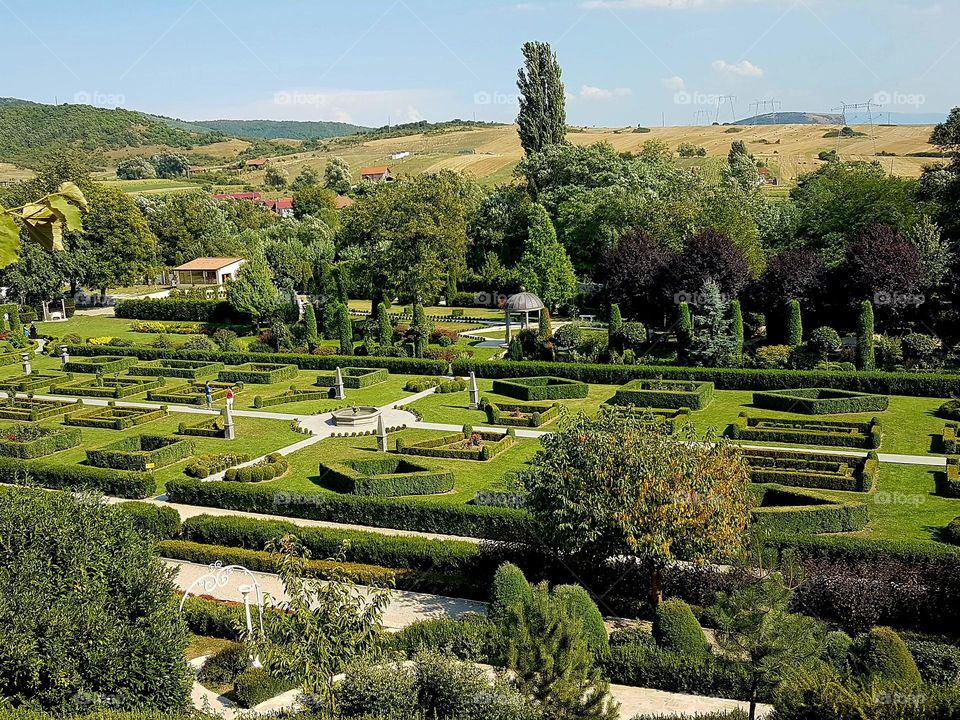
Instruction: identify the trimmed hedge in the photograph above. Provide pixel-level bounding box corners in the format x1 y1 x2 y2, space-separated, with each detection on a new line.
0 397 82 421
165 477 531 542
609 379 714 411
118 501 182 540
127 359 225 379
653 599 708 655
148 380 236 405
62 355 138 374
0 424 81 458
397 429 515 462
483 400 561 428
751 485 869 533
0 371 71 392
752 387 890 415
86 434 195 471
742 448 878 492
185 453 253 478
233 667 290 708
177 415 227 438
158 540 483 600
64 405 167 430
218 363 297 384
253 387 331 408
491 376 589 401
453 358 960 399
319 456 455 497
223 453 288 483
943 423 959 454
315 366 388 389
0 456 154 498
602 405 691 434
52 375 164 399
730 413 882 450
945 457 960 498
115 297 242 323
66 344 447 376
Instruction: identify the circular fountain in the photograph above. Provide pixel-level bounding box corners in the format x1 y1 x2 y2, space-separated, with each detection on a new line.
331 405 381 428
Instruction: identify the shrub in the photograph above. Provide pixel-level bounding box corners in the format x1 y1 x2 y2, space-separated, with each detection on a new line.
118 501 181 540
906 639 960 686
182 335 215 352
233 667 289 708
319 457 455 497
875 335 904 370
223 453 288 483
197 643 248 688
609 378 714 410
822 630 853 671
0 456 155 498
652 599 708 656
730 414 882 451
185 453 253 479
554 584 609 659
856 300 875 370
484 400 561 428
946 517 960 545
86 435 195 472
785 300 803 346
386 616 495 662
315 366 388 389
491 375 589 401
940 401 960 421
218 363 298 384
752 387 889 414
808 326 841 359
489 563 531 623
0 424 81 459
851 626 922 687
116 298 242 323
399 429 515 462
336 661 417 718
751 485 869 534
127 359 225 379
902 333 941 369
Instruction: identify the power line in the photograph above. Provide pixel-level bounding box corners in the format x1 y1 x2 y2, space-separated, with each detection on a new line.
716 95 737 124
750 99 782 125
830 100 882 158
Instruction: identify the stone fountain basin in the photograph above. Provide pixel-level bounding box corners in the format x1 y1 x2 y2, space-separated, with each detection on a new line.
332 406 381 427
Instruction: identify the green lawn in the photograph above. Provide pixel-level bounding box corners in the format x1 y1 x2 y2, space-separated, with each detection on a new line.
37 315 213 345
266 428 539 505
235 372 416 415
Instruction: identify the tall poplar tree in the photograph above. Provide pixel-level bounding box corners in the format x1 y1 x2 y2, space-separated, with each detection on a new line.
517 41 567 156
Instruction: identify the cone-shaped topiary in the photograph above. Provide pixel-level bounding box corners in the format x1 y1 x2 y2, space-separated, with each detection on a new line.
857 300 875 371
377 301 393 347
652 598 708 656
676 302 693 363
730 299 744 362
489 562 532 624
785 299 803 346
303 303 319 348
608 303 624 352
553 584 610 659
853 626 922 687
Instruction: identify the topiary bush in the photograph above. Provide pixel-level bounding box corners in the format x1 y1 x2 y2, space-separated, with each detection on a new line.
553 584 609 659
652 599 708 656
233 667 289 708
488 562 531 624
946 517 960 545
851 626 922 687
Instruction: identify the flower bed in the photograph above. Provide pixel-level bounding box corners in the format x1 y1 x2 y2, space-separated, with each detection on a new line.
318 456 455 497
483 400 561 428
62 355 138 374
751 485 869 534
315 367 388 389
86 434 195 471
752 387 889 414
0 423 82 458
608 379 714 410
730 413 883 449
223 453 288 483
601 405 691 433
148 381 237 405
253 386 332 408
185 453 253 479
64 405 167 431
0 371 72 392
0 397 82 421
52 375 164 399
177 414 227 438
127 359 225 379
218 363 298 384
491 376 589 401
397 428 515 461
742 448 878 492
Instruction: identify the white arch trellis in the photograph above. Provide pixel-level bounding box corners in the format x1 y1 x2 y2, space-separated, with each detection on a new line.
178 562 266 641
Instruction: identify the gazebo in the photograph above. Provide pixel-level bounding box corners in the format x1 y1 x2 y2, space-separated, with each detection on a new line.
503 290 545 345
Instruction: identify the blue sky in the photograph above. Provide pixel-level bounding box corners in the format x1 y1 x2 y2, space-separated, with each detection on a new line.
1 0 957 126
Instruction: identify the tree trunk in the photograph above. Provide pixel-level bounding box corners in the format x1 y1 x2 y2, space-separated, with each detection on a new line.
749 677 758 720
649 567 663 609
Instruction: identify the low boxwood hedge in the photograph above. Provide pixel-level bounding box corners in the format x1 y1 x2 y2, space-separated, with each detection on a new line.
742 448 878 492
752 387 890 415
397 429 515 461
608 379 714 411
253 387 331 408
0 456 154 498
0 397 82 422
127 359 225 379
318 456 455 497
218 363 298 385
0 371 71 392
223 453 288 482
730 413 883 450
62 355 138 374
185 453 253 479
177 414 227 438
945 458 960 498
118 501 182 539
86 434 195 471
64 405 167 431
315 367 388 389
943 423 959 454
52 375 164 399
602 405 691 434
491 376 589 401
165 477 531 542
453 358 960 399
148 380 236 405
158 540 484 600
751 485 869 533
115 297 243 323
233 667 290 708
483 400 561 428
0 424 81 458
66 344 447 376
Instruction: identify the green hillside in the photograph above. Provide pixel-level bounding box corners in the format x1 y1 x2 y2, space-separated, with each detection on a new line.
184 118 369 140
0 98 225 166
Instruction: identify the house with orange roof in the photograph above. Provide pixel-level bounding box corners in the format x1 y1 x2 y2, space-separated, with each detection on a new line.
173 257 245 287
359 166 393 182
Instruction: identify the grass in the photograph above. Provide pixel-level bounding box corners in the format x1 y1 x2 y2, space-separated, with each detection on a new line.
37 315 215 345
186 635 235 661
237 371 414 415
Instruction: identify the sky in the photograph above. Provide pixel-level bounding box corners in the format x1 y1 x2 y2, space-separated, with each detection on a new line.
1 0 957 127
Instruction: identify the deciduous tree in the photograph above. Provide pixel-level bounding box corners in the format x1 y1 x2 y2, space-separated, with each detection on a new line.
516 41 566 156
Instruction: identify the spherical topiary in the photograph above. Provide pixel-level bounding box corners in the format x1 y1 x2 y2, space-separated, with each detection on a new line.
852 626 922 688
652 599 708 656
488 562 531 624
946 517 960 545
822 630 853 671
938 399 960 421
553 584 610 659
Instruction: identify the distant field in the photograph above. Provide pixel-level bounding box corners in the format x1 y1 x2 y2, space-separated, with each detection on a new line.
98 178 201 194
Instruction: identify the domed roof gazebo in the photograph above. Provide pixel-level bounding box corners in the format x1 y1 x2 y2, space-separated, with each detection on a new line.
503 290 545 345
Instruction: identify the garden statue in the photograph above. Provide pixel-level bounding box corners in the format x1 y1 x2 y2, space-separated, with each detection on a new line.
468 371 479 409
377 414 388 452
335 366 346 400
20 352 30 376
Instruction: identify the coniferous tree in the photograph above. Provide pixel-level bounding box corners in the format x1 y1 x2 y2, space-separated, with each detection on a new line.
376 301 393 347
856 299 875 371
730 299 744 364
303 303 319 348
517 204 576 311
676 302 693 363
608 303 623 352
330 303 353 355
690 279 737 367
517 41 567 156
786 299 803 346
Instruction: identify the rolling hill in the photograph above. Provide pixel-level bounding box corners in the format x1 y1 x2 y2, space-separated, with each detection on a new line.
178 119 369 140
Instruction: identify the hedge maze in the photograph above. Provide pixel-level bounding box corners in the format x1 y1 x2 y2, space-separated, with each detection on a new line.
0 397 82 422
602 405 691 433
218 363 298 384
53 375 164 399
127 359 225 379
253 386 332 408
741 447 879 492
397 428 516 461
730 413 883 449
483 400 561 428
318 456 455 497
86 434 195 471
751 485 869 534
491 376 589 401
177 413 228 439
148 381 236 405
608 379 714 410
62 355 138 374
64 406 167 431
0 424 82 459
752 387 890 414
0 371 71 392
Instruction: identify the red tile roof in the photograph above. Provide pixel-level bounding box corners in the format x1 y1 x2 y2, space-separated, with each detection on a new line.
360 166 390 177
334 195 355 209
214 192 261 201
174 257 245 271
245 158 269 167
262 198 294 211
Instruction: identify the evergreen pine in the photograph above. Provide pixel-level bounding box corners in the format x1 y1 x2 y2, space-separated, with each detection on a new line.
303 303 319 348
676 302 693 363
730 299 744 363
376 301 393 347
608 303 624 352
689 279 737 367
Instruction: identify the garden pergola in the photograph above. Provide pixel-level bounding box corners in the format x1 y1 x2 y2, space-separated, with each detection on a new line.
503 290 545 345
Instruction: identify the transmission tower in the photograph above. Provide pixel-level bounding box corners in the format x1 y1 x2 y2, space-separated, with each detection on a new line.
716 95 737 123
750 99 782 125
831 100 882 157
693 109 711 126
